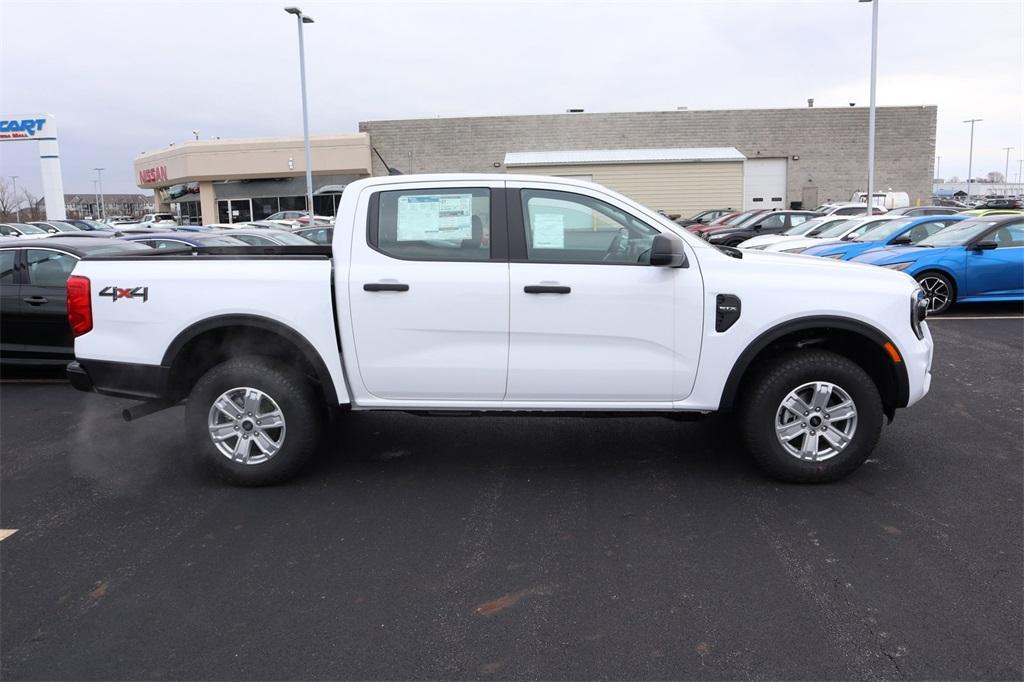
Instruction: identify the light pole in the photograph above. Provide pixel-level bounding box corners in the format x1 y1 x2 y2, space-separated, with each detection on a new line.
93 179 100 219
860 0 878 214
1002 147 1013 197
963 119 981 203
285 6 315 218
10 175 19 221
93 167 106 219
935 156 941 181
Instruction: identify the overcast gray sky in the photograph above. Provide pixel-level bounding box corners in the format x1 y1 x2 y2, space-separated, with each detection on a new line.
1 0 1022 194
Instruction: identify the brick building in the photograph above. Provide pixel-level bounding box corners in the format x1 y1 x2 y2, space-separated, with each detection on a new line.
360 106 937 216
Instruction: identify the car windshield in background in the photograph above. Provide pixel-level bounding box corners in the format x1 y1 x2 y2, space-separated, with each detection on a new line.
13 223 46 234
269 232 316 245
853 218 917 242
80 241 154 255
197 236 250 246
816 219 857 238
917 219 1005 247
782 218 824 235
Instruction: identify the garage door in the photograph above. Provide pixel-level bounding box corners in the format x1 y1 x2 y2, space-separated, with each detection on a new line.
743 159 787 210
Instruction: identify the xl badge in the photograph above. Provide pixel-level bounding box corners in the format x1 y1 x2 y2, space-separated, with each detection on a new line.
99 286 149 302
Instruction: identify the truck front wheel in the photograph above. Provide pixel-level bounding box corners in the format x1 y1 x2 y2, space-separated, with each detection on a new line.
185 356 321 485
738 350 883 483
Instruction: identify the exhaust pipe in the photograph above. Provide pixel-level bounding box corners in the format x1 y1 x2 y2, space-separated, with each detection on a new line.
122 400 177 422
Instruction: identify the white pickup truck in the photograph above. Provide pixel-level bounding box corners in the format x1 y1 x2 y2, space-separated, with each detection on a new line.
66 174 933 485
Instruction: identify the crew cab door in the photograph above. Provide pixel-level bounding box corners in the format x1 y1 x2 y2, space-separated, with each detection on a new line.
505 182 703 402
19 248 77 361
347 181 510 400
0 249 23 359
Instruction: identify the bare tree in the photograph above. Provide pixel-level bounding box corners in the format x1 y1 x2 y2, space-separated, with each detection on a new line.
987 171 1004 183
947 175 961 183
0 178 18 220
21 188 41 222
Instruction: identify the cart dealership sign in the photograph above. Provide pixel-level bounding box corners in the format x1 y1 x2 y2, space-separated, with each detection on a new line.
1 112 66 219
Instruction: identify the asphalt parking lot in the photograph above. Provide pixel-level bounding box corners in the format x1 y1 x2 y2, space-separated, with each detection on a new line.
2 308 1021 681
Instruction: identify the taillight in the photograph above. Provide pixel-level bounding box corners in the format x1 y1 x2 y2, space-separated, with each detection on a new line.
67 275 93 337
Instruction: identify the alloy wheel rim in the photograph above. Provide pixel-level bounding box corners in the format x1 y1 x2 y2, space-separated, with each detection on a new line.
918 276 950 313
775 381 858 462
207 386 286 465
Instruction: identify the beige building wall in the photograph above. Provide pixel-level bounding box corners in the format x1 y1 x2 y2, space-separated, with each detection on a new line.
509 161 743 217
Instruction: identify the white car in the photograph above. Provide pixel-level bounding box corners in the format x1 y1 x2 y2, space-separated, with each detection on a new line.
118 213 178 230
739 216 849 250
66 174 933 486
264 211 332 229
0 222 51 240
814 202 887 217
764 216 895 253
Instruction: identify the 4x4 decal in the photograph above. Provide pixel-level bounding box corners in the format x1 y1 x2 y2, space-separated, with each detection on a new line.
99 286 149 302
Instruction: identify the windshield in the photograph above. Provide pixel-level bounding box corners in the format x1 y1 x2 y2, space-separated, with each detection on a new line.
816 219 858 238
724 211 759 226
82 242 153 255
917 219 1005 247
13 223 46 234
806 219 845 236
782 217 824 236
853 218 917 242
270 232 316 245
50 222 81 232
196 235 249 246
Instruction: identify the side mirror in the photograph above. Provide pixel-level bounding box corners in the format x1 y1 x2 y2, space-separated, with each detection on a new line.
650 233 688 267
971 239 998 251
890 235 912 245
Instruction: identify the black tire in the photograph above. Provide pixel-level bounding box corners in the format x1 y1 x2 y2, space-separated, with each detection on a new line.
738 350 883 483
185 356 321 485
914 271 955 315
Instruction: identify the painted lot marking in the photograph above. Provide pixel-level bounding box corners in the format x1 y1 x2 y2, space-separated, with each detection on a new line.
0 529 18 541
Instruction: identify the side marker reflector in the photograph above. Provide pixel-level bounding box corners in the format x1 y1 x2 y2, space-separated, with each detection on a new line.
883 342 902 363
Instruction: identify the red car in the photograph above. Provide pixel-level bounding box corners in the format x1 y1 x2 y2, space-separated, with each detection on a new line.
688 209 769 236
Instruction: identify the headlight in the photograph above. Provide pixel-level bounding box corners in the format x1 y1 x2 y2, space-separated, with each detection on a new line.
824 254 844 260
779 246 806 254
882 262 912 271
911 288 928 339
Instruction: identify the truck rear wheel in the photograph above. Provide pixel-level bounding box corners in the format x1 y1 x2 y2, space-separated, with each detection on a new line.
185 356 321 485
738 350 883 483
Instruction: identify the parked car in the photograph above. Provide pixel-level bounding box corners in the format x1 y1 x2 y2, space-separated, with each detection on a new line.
884 206 960 217
67 173 933 486
0 237 152 365
61 219 118 231
706 211 821 247
972 199 1021 210
739 216 850 250
850 215 1024 314
674 208 734 227
850 191 909 210
815 202 887 217
957 208 1024 218
211 229 317 246
688 209 770 237
764 216 895 253
28 221 82 234
801 216 967 261
293 226 334 245
118 213 177 230
932 198 968 208
0 222 49 239
123 232 250 249
264 211 332 228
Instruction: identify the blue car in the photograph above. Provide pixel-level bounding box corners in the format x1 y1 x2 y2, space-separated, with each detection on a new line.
801 215 966 260
850 215 1024 314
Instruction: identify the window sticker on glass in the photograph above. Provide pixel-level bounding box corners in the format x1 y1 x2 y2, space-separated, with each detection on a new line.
397 193 474 241
532 214 565 248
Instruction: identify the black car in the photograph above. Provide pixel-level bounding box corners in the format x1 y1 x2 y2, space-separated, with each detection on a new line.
0 237 152 365
705 210 821 247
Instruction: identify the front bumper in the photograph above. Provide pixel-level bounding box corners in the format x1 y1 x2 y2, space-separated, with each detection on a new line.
901 323 934 408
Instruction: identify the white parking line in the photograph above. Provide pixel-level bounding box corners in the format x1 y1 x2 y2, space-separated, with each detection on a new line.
0 529 18 542
929 316 1024 320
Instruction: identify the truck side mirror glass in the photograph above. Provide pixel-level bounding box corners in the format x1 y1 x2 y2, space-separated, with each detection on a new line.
650 233 687 268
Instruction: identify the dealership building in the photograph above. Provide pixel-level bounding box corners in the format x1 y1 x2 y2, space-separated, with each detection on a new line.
135 106 936 224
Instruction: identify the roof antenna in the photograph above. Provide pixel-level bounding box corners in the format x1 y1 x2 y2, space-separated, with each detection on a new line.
372 146 403 175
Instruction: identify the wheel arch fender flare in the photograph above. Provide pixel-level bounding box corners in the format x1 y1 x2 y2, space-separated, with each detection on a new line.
719 315 911 413
161 314 342 404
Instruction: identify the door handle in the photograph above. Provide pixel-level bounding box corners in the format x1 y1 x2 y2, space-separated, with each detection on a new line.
23 296 49 305
363 282 409 292
524 285 571 294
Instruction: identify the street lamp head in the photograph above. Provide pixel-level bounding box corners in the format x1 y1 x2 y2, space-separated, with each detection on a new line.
302 15 314 23
284 6 302 15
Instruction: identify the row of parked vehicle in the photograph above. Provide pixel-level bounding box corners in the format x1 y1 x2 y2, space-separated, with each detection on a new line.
675 203 1024 314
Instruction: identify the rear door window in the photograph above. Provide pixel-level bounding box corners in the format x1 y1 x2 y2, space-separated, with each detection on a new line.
371 188 493 261
0 251 16 284
25 249 77 287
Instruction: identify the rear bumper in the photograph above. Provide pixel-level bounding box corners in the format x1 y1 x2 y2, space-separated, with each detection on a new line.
66 359 170 400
